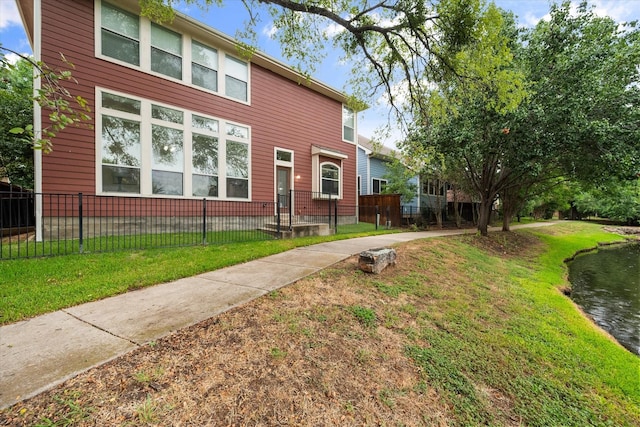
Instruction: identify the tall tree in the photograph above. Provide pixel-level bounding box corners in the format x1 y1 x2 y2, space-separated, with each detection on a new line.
496 1 640 228
406 1 639 235
401 5 527 235
519 1 640 188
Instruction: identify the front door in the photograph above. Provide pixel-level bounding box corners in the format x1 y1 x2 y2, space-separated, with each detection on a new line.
276 166 290 210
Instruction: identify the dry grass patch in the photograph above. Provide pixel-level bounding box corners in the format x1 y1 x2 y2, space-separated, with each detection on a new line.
3 227 636 426
4 248 458 426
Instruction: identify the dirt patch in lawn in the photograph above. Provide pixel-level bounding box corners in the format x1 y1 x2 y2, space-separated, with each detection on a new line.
1 236 532 426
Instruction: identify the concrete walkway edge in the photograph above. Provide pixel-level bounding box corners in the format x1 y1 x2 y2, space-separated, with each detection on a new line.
0 223 554 409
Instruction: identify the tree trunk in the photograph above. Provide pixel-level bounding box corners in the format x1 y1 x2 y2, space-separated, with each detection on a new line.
477 198 494 236
502 214 511 231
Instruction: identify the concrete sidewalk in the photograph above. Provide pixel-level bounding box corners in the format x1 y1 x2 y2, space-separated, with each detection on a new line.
0 224 553 409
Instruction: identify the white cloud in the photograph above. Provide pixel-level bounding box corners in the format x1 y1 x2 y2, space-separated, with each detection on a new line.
591 0 640 24
522 11 549 28
0 0 23 30
323 22 344 37
262 23 278 38
3 52 21 64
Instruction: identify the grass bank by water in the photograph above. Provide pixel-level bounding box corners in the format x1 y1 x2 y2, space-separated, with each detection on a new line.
1 221 637 426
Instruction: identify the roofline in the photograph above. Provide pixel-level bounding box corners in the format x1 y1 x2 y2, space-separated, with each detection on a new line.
16 0 34 48
178 11 351 105
16 0 362 108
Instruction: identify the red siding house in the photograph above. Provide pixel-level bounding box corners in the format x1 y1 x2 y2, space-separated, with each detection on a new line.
16 0 359 237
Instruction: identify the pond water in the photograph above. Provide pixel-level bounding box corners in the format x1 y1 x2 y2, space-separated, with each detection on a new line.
567 242 640 355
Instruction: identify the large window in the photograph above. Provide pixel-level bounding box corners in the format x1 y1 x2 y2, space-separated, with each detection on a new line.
100 93 141 193
151 105 184 195
98 1 249 103
422 179 445 196
226 124 250 198
342 105 355 142
225 55 248 102
101 2 139 66
192 115 219 197
97 89 250 199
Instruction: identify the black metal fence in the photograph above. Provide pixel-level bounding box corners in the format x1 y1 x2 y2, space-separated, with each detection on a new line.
0 191 332 260
0 191 360 260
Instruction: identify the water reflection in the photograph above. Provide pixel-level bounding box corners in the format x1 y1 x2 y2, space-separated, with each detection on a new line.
567 243 640 355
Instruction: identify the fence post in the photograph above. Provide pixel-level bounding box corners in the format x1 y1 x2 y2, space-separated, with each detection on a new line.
276 196 281 238
202 198 207 245
78 193 83 254
288 189 293 231
328 194 332 227
386 205 391 229
334 199 338 232
375 205 379 230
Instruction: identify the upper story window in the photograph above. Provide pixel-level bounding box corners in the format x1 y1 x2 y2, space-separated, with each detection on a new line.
97 1 249 103
151 23 182 80
192 41 218 92
342 105 355 142
225 55 248 102
101 2 139 66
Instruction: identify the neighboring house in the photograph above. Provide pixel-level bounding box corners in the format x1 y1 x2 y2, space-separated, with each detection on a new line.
357 136 451 223
357 135 419 208
17 0 360 234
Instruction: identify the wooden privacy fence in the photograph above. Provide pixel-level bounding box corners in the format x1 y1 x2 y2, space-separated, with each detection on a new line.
358 194 401 227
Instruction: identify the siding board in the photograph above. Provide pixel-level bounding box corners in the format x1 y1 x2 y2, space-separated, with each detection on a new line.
39 0 357 207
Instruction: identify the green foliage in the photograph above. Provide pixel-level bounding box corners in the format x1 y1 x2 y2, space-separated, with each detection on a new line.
402 1 639 235
0 47 92 156
574 178 640 224
381 157 418 204
521 1 640 185
348 305 377 328
0 56 34 188
35 390 92 426
0 226 397 324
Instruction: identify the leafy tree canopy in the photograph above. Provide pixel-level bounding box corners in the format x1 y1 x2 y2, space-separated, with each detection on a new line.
139 0 516 130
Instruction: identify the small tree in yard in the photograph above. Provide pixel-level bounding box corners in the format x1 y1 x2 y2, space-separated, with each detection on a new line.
382 157 418 205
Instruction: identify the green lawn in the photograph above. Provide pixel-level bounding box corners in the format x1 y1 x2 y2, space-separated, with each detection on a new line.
0 222 397 324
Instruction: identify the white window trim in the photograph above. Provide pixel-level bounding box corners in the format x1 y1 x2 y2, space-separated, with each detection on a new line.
96 87 251 200
95 0 251 105
372 177 387 194
311 146 347 200
274 147 295 212
319 162 342 199
342 105 356 143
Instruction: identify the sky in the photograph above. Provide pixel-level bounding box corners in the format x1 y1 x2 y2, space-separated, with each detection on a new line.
1 0 639 145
